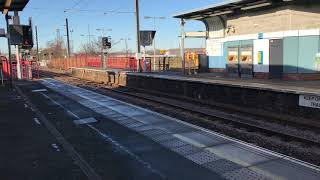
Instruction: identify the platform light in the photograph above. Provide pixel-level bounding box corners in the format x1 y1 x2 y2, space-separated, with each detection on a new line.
241 2 272 10
2 0 12 14
209 10 233 17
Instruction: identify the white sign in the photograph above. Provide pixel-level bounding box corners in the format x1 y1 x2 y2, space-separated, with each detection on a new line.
253 39 270 72
206 39 222 56
315 53 320 72
299 95 320 109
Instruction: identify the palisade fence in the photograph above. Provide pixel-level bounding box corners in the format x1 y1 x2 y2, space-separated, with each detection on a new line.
47 54 192 72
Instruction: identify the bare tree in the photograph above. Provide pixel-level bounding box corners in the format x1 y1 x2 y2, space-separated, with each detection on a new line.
44 39 67 59
79 39 101 56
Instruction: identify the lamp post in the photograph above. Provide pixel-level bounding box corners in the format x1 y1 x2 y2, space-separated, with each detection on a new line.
120 38 131 57
144 16 165 71
70 29 73 55
96 29 111 70
135 0 141 72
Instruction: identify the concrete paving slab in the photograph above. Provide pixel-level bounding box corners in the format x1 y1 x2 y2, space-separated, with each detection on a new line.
153 122 194 133
206 143 277 167
203 159 243 174
172 144 202 156
174 131 227 148
74 117 98 125
97 100 120 107
133 114 167 124
90 106 108 114
108 104 147 117
249 159 320 180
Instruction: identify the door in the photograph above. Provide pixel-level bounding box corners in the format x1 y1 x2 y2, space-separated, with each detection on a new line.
239 45 253 78
269 39 283 79
227 47 240 77
198 54 208 73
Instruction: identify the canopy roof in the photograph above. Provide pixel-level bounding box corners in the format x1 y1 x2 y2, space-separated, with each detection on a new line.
0 0 30 13
173 0 299 20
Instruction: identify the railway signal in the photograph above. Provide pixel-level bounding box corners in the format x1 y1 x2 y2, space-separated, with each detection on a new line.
102 37 111 49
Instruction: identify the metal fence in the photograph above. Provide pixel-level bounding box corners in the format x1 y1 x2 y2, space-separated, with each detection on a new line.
46 55 198 72
1 56 39 80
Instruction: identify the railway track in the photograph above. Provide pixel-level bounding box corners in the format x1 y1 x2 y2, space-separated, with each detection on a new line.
37 70 320 150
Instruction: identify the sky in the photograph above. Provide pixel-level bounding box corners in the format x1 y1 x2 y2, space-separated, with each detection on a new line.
0 0 222 53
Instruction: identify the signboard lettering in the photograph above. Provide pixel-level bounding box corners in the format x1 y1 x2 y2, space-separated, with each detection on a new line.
299 94 320 109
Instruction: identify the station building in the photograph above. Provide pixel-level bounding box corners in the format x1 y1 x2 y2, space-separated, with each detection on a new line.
174 0 320 80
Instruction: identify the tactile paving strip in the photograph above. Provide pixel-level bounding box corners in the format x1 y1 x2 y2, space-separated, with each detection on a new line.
171 144 202 156
117 119 140 126
112 116 131 122
186 151 221 165
160 139 188 149
156 123 194 134
125 121 145 128
150 134 175 143
223 168 269 180
140 129 167 137
203 159 242 174
132 125 155 132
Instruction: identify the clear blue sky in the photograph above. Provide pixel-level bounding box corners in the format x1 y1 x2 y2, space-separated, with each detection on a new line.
0 0 222 53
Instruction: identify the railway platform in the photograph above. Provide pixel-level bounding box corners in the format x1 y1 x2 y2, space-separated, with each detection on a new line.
133 72 320 95
25 78 320 180
125 72 320 126
0 83 86 179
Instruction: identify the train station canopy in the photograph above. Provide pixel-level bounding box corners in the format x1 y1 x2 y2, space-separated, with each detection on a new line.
173 0 314 20
0 0 30 14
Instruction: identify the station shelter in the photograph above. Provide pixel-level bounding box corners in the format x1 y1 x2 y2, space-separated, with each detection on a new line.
174 0 320 80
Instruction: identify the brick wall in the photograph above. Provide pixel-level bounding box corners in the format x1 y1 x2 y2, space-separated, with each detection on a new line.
226 4 320 36
282 73 320 81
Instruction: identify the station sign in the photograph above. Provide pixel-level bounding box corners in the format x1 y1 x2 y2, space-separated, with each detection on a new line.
140 30 156 47
299 94 320 109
